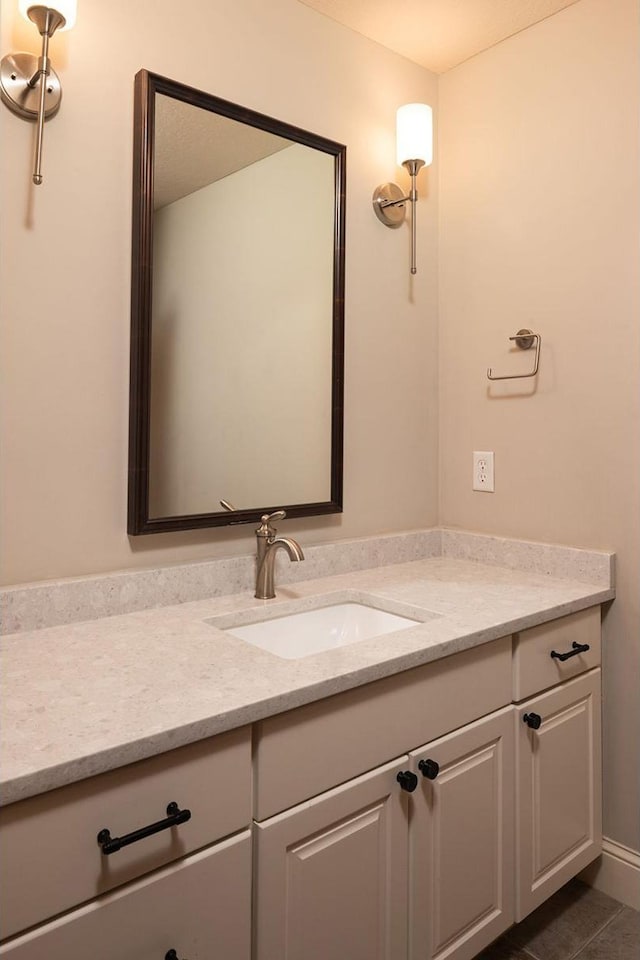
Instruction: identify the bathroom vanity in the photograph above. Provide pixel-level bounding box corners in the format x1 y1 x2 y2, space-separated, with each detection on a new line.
0 545 612 960
253 608 601 960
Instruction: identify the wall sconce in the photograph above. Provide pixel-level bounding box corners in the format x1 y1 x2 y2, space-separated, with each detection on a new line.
373 103 433 275
0 0 77 185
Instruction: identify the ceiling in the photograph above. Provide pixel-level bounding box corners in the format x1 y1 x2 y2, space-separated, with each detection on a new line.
154 1 583 207
297 0 581 74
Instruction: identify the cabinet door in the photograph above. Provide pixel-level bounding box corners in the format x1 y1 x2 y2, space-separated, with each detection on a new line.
0 832 251 960
409 707 515 960
254 756 410 960
516 669 602 920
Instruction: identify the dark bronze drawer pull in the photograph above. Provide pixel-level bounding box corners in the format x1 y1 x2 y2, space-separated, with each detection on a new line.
550 641 590 662
97 801 191 855
165 951 189 960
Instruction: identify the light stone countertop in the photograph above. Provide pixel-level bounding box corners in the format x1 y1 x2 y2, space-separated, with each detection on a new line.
1 555 614 807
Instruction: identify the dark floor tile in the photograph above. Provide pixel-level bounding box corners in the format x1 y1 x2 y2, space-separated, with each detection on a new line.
505 880 623 960
474 936 534 960
576 906 640 960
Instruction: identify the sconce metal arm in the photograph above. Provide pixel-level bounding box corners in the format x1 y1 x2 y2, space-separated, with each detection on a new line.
31 19 53 185
404 158 423 275
28 7 65 186
377 191 410 210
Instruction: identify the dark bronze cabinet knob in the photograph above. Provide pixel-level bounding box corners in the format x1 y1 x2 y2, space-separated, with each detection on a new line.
523 712 542 729
418 758 440 780
397 770 418 792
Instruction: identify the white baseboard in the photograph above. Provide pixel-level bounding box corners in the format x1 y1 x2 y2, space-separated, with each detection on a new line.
579 837 640 910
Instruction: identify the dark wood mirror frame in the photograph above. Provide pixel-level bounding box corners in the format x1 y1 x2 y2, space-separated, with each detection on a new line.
128 70 345 535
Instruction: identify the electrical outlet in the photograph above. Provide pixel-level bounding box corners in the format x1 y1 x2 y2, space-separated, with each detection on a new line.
473 451 495 492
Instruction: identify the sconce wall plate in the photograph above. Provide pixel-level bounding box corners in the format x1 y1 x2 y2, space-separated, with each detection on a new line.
372 182 406 228
0 51 61 119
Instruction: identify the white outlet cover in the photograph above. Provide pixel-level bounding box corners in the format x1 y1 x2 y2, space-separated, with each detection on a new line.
473 450 495 492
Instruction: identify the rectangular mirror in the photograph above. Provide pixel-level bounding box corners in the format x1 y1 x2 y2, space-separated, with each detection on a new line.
128 70 345 534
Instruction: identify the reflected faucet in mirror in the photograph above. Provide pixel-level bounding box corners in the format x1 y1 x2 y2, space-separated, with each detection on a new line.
255 511 304 600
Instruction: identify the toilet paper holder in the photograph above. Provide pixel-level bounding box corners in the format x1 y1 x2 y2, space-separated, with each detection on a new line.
487 329 541 381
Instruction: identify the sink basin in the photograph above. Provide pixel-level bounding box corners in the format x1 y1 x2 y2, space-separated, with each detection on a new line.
220 600 422 659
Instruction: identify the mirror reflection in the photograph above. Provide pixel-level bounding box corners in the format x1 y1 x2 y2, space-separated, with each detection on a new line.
128 72 345 534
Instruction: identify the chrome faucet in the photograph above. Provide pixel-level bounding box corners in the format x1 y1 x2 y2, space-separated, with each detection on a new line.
255 510 304 600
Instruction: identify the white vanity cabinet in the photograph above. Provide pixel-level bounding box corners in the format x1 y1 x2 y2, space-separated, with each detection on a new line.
512 606 602 921
408 707 515 960
0 605 603 960
252 607 602 960
254 710 516 960
252 638 515 960
0 727 252 960
0 833 252 960
515 669 602 920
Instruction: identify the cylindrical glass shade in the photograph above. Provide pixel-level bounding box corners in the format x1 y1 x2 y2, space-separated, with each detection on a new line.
396 103 433 166
19 0 77 30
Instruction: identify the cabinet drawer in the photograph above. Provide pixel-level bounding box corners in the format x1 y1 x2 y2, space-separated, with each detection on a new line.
0 727 251 939
512 607 601 701
0 832 251 960
254 637 511 820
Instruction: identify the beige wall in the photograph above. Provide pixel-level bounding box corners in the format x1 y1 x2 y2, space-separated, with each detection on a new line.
438 0 640 851
0 0 439 584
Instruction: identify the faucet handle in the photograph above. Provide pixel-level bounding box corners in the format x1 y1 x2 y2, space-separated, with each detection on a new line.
256 510 286 538
262 510 286 524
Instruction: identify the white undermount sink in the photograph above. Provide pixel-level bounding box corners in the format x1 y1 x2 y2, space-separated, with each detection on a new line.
213 599 424 659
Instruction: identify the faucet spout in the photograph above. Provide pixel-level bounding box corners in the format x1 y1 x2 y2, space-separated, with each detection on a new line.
254 512 305 600
271 537 305 563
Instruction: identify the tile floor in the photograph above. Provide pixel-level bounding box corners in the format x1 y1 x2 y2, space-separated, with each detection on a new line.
476 880 639 960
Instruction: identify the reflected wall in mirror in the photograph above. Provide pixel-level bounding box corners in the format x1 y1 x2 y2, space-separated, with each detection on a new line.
128 70 345 535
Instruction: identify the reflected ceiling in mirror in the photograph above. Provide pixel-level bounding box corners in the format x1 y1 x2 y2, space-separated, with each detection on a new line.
128 71 345 535
154 96 294 208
